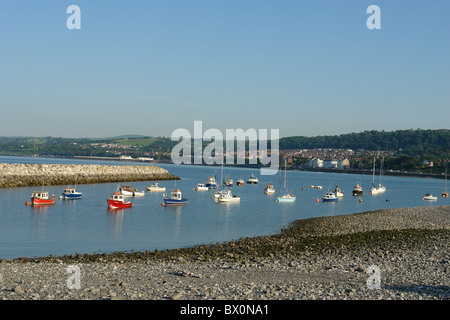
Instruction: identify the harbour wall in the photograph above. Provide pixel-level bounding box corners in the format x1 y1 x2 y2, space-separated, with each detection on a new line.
0 163 178 188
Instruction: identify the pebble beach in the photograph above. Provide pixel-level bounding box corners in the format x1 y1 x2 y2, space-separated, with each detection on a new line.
0 205 448 301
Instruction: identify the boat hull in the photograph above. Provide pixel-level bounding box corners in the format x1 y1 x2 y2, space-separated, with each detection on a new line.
277 198 295 202
31 198 55 206
108 200 132 209
62 193 82 199
163 199 188 206
147 188 166 192
277 195 296 202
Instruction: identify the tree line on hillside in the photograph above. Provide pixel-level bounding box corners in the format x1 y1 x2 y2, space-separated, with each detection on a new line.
279 129 449 159
0 130 448 165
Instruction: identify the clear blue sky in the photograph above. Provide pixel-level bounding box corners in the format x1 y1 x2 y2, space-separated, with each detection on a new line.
1 0 449 138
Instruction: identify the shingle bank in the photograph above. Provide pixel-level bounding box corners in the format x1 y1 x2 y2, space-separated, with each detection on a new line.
0 163 178 188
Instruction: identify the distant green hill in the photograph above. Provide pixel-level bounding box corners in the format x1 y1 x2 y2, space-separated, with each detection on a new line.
279 129 449 158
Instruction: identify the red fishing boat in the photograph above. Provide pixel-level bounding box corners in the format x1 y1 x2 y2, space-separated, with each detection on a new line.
31 191 56 206
107 192 132 209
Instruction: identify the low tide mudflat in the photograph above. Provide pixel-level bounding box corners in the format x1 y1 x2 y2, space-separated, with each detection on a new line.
1 205 448 300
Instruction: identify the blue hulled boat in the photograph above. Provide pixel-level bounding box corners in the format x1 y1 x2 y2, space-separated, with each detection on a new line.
62 187 83 200
163 189 188 206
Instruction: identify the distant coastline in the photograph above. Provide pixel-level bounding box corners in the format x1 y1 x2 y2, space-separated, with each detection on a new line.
0 154 445 180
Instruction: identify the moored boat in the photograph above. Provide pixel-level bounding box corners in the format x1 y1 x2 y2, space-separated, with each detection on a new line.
333 185 344 198
119 185 135 196
218 190 240 202
264 184 275 194
352 182 363 196
206 176 218 189
107 192 132 209
441 165 448 197
194 183 209 191
223 176 233 187
322 192 338 202
163 189 188 206
277 160 295 202
62 187 83 200
31 191 56 206
236 179 245 186
422 193 437 201
146 183 166 192
246 174 258 184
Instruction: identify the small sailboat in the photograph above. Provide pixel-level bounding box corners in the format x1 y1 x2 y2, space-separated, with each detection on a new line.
441 164 448 198
369 157 379 195
62 187 83 200
277 161 296 203
376 157 387 193
163 189 188 206
107 192 132 209
31 191 56 206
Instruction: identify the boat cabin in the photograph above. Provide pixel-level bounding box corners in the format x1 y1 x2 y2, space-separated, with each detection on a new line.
110 192 125 201
32 191 50 199
170 190 182 200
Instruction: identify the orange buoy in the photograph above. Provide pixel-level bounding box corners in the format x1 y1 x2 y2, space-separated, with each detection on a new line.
316 199 319 202
25 201 31 206
161 202 164 206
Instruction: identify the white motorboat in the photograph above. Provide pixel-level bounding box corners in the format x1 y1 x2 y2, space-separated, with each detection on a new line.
333 185 344 198
194 183 209 191
119 185 135 196
264 184 275 194
246 174 258 184
146 183 166 192
422 193 437 200
120 185 144 196
322 192 338 202
218 190 241 202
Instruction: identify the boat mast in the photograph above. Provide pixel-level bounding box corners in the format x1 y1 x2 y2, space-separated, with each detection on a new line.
372 156 376 186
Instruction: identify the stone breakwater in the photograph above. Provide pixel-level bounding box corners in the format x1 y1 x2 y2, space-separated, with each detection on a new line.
0 163 178 188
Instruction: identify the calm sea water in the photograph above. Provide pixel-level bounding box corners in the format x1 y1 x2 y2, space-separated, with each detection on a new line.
0 155 447 259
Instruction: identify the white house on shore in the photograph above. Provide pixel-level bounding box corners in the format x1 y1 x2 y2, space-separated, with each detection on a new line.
308 158 350 169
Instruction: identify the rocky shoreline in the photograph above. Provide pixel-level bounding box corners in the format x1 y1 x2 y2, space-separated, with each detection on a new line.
0 205 449 301
0 163 178 188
